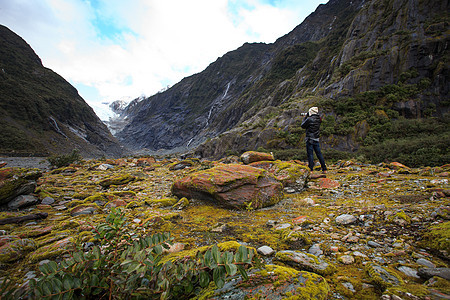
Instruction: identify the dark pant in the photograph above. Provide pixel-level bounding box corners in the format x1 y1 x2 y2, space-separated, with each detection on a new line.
306 140 327 171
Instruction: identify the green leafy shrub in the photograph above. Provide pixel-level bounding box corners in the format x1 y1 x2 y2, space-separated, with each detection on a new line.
28 208 254 299
47 149 82 168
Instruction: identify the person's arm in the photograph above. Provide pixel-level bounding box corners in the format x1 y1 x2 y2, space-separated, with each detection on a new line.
301 113 309 129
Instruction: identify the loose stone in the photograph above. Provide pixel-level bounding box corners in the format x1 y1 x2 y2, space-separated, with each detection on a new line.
335 214 357 225
257 246 275 256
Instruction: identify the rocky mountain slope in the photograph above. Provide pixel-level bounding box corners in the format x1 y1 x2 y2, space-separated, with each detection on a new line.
0 25 124 158
117 0 448 166
0 155 448 299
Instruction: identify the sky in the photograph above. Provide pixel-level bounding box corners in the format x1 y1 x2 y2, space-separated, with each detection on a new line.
0 0 327 120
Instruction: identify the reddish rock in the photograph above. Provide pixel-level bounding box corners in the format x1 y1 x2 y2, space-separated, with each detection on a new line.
438 172 449 177
70 205 98 217
310 173 327 179
389 162 410 169
171 164 283 210
0 235 19 247
292 216 310 224
311 178 340 189
106 199 127 208
19 225 53 238
137 157 156 167
240 151 274 164
36 204 52 210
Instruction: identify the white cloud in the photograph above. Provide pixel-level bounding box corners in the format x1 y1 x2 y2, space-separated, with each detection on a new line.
0 0 326 119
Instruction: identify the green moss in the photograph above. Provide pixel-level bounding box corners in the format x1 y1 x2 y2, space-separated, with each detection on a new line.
365 262 403 291
68 203 101 215
99 174 135 188
126 201 142 209
420 221 450 251
0 178 28 204
281 231 312 245
144 198 178 207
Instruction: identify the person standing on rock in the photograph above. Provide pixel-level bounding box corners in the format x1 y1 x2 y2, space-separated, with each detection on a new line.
301 106 327 173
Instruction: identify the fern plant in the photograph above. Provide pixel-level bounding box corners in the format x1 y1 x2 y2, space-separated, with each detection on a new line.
27 208 253 299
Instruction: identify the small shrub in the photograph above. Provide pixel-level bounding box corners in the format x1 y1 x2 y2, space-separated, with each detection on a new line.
47 149 82 168
28 208 254 300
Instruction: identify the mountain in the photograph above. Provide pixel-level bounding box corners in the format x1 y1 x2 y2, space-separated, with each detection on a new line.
119 0 448 166
0 25 124 158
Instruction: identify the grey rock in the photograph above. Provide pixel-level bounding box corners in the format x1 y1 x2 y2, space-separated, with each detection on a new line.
398 266 419 278
373 256 387 264
257 246 275 256
275 250 336 276
418 268 450 280
352 251 368 258
274 223 291 231
41 196 55 205
366 263 402 289
7 195 39 210
342 282 355 293
416 258 435 268
368 241 382 248
335 214 357 225
97 164 115 170
308 244 323 256
339 255 355 265
70 206 96 217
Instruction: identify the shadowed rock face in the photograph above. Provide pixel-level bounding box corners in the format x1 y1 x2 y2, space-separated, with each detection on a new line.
171 164 283 209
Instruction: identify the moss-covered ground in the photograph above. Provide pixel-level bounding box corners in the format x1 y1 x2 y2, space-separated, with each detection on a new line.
0 157 448 299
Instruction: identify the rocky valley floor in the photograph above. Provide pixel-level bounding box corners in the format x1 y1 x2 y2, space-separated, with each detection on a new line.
0 155 448 299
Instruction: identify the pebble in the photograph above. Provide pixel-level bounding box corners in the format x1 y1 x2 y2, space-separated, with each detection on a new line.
335 214 357 225
342 282 355 293
339 255 355 264
257 246 275 256
368 241 382 248
274 223 291 231
41 197 55 205
352 251 368 258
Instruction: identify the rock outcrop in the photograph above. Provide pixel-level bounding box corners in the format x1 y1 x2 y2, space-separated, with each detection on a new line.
171 164 283 209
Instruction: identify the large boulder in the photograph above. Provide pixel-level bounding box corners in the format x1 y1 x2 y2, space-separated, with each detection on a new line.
0 168 41 206
171 164 283 210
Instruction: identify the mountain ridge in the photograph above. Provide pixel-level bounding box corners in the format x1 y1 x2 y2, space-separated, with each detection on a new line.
116 0 448 165
0 25 124 158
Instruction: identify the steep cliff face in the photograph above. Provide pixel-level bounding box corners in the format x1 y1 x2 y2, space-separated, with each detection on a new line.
0 25 124 157
195 0 449 161
117 0 448 162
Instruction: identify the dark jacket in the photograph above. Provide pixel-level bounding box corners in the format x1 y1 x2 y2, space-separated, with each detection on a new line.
301 114 321 141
